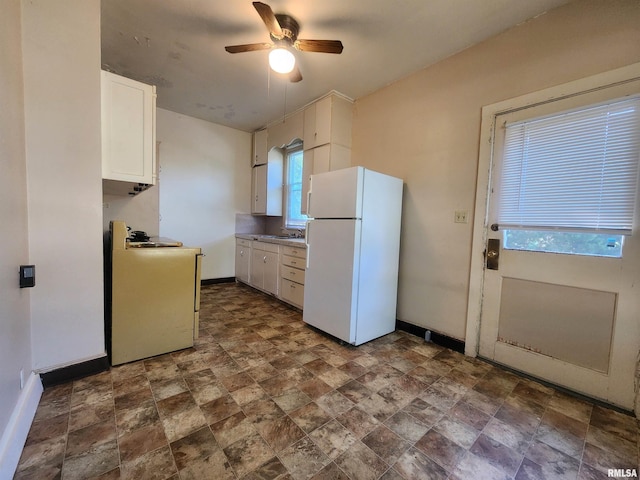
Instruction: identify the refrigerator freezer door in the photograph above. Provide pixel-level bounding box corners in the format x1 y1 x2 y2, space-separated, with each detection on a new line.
303 219 361 343
308 166 364 219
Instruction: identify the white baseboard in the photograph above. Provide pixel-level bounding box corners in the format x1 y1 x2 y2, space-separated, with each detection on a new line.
0 372 43 479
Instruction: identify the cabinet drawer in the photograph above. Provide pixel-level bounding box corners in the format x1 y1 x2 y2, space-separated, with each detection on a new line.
281 254 305 269
236 238 252 248
253 241 280 253
281 265 305 285
280 278 304 308
281 245 306 259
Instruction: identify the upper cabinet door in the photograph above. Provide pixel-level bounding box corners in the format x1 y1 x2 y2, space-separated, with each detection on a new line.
303 96 331 149
303 94 353 151
101 71 156 185
303 101 319 149
313 95 332 147
252 164 267 214
252 129 268 167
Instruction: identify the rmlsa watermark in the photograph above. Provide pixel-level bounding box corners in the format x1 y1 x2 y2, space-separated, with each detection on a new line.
608 469 638 478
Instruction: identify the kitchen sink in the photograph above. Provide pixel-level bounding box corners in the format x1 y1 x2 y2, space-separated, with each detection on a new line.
258 234 296 239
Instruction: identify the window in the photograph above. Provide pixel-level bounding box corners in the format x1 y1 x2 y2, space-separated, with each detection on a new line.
283 144 307 229
498 97 640 257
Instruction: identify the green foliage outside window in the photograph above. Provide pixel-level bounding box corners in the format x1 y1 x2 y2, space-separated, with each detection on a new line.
504 229 623 257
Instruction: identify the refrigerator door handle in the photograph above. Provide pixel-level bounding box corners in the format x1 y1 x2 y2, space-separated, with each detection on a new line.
307 189 312 216
305 220 311 269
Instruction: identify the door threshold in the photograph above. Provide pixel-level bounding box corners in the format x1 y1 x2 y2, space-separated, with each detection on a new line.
478 356 635 418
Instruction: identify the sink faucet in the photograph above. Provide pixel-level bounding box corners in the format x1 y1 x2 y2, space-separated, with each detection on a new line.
280 228 305 238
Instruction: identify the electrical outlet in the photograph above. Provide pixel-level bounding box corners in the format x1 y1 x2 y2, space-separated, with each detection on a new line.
454 210 468 223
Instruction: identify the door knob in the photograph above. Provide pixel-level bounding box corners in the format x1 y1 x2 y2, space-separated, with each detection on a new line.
486 238 500 270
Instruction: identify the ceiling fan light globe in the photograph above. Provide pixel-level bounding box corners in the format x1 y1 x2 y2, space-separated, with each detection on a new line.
269 48 295 74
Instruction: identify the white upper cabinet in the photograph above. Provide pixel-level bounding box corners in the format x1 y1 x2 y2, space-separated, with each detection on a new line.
101 71 156 194
303 93 353 150
300 93 353 214
252 128 268 166
252 164 267 214
267 109 303 150
252 149 283 216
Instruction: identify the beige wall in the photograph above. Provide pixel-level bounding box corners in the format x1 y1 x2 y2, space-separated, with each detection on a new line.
157 109 252 280
22 0 105 370
103 189 159 236
351 0 640 340
0 0 32 438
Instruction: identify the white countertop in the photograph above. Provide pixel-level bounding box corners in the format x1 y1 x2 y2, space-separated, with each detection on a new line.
236 233 306 248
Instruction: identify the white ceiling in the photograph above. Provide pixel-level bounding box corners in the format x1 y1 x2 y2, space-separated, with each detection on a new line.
101 0 569 133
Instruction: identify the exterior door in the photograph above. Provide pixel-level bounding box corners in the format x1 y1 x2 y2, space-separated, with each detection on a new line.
471 69 640 410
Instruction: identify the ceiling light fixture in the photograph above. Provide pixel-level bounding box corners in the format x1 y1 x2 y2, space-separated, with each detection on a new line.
268 47 295 74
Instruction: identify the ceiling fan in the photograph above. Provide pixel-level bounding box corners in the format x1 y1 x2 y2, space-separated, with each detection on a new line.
225 1 344 83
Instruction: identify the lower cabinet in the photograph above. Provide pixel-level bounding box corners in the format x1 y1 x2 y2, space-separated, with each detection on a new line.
235 238 307 309
250 241 280 296
279 245 306 309
280 279 304 308
235 238 251 284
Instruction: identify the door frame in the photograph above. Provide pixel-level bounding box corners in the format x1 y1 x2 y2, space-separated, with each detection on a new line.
465 62 640 358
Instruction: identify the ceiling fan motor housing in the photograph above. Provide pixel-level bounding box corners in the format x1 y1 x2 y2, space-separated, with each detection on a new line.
272 14 299 45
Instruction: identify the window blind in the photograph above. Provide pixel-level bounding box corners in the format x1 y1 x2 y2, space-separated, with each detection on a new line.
498 97 640 234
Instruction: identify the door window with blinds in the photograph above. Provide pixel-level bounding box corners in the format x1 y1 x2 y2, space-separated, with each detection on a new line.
497 96 640 257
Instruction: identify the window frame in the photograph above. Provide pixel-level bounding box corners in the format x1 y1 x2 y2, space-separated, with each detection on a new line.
283 142 307 230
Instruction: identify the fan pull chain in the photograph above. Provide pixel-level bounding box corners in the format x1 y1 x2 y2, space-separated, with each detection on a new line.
283 82 287 123
266 59 271 108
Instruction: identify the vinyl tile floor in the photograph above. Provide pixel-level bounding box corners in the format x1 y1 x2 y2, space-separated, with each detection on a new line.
14 282 639 479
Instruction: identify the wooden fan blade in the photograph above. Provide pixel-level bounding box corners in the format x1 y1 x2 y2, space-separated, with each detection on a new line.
252 2 283 38
225 43 272 53
289 65 302 83
294 39 343 54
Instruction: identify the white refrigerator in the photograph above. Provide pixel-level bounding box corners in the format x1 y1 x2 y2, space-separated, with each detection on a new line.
303 166 403 345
